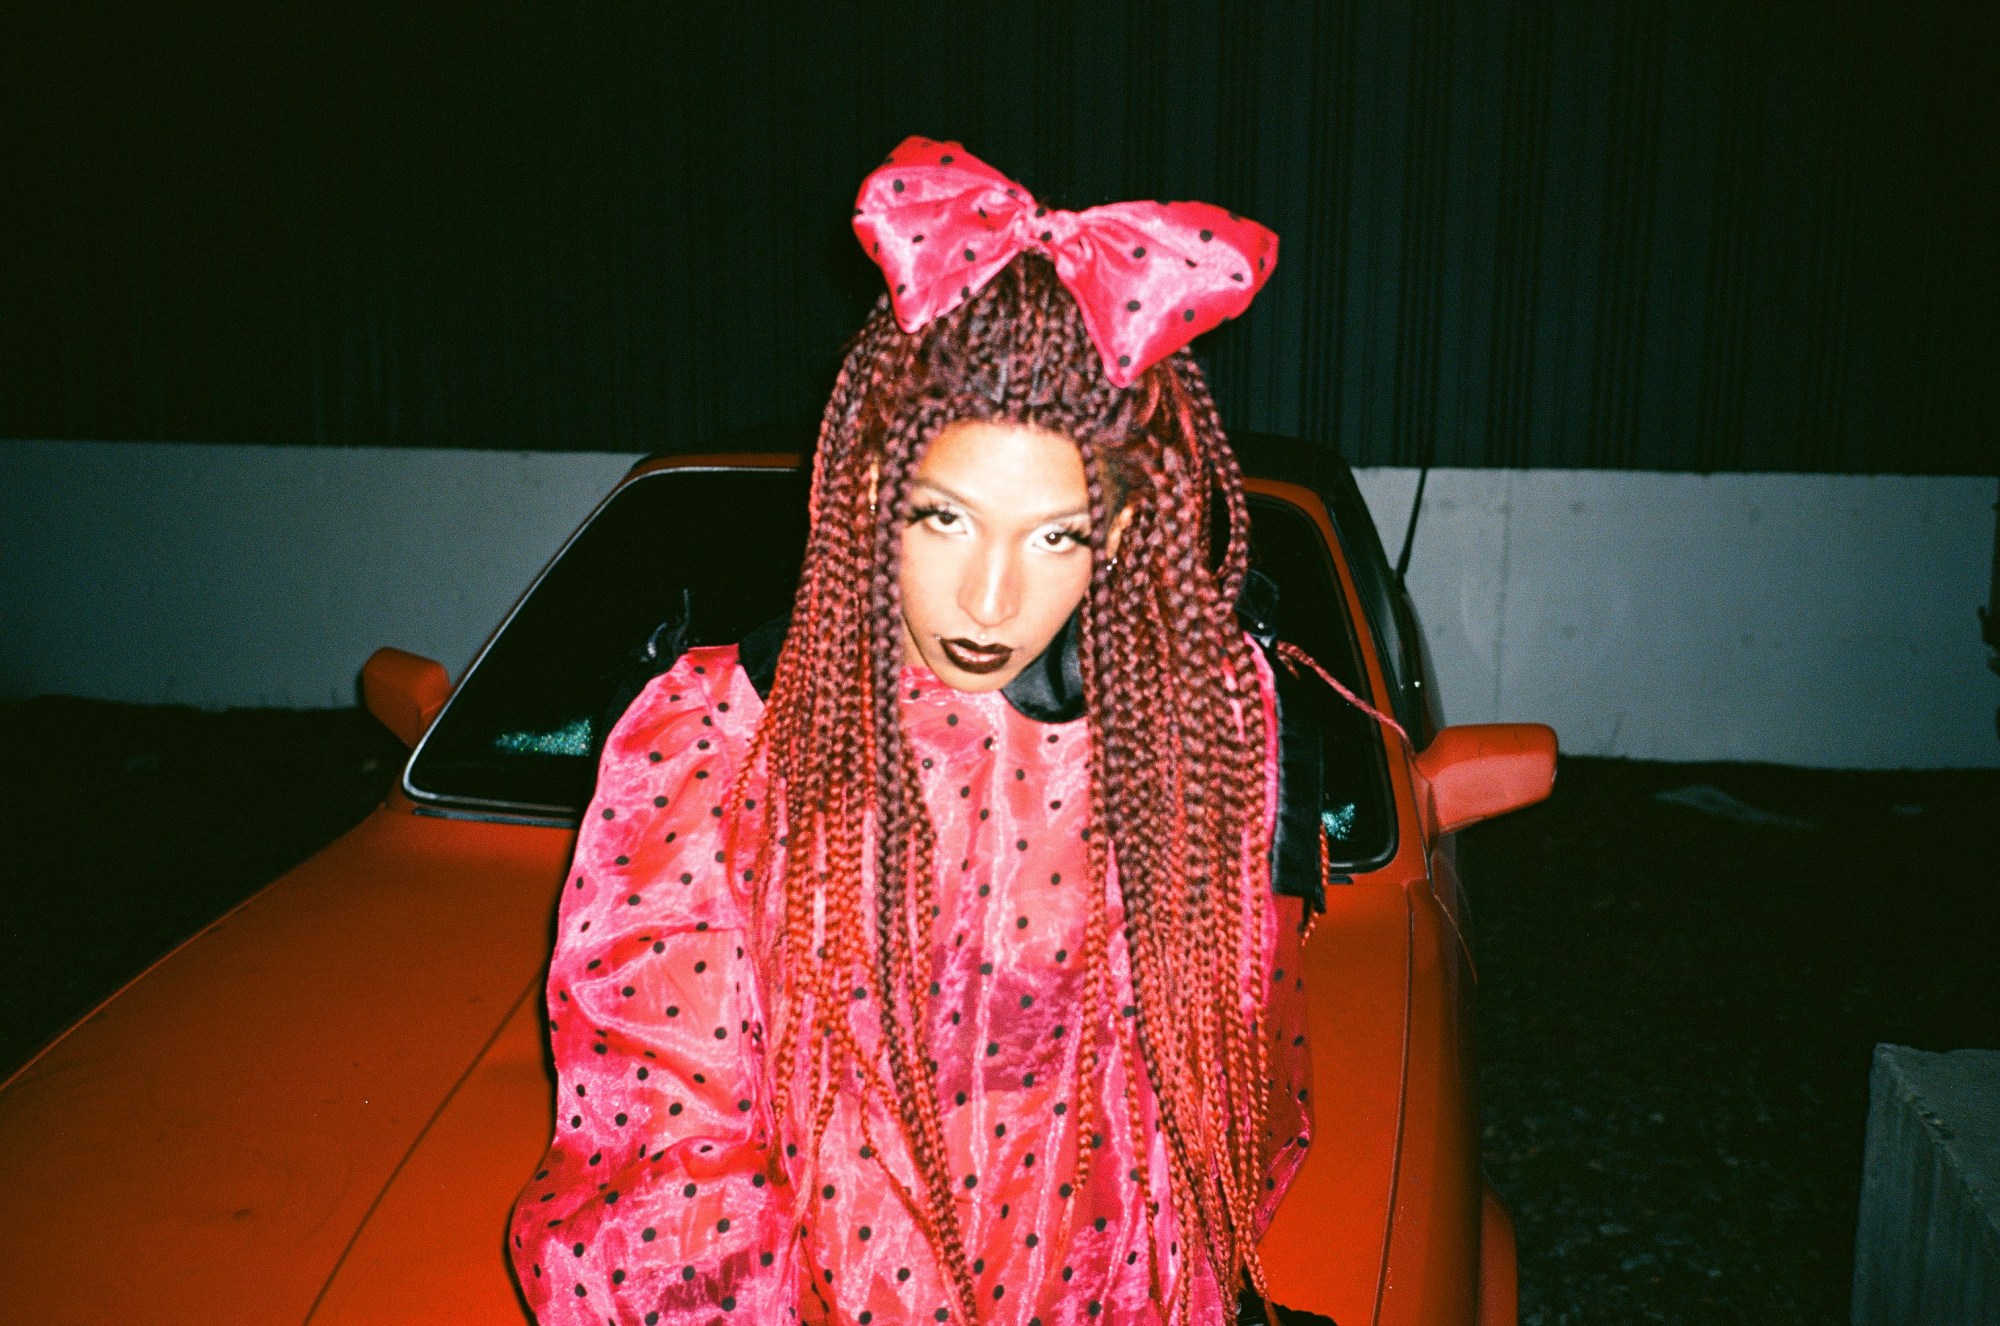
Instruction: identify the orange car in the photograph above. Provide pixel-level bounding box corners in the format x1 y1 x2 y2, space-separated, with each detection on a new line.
0 433 1550 1325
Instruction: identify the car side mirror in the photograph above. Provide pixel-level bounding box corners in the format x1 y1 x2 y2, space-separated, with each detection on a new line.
1413 723 1558 837
361 647 452 748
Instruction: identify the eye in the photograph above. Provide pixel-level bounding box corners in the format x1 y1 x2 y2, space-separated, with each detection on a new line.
908 503 962 531
1039 526 1089 550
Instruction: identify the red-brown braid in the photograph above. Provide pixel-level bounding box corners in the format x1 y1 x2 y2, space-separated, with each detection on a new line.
725 253 1277 1324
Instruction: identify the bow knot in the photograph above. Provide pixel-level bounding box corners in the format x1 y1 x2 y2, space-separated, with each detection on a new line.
853 136 1277 387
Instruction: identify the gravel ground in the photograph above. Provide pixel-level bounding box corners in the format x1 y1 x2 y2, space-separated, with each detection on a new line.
1459 756 1999 1324
3 697 1995 1322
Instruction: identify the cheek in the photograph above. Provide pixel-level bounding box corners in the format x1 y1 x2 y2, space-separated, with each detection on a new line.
1024 551 1093 629
897 527 951 631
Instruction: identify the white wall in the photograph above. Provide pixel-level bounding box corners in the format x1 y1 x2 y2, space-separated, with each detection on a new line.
4 440 1995 768
1354 468 1998 768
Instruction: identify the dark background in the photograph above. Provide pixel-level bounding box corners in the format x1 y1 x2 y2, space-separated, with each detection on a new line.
2 0 1994 470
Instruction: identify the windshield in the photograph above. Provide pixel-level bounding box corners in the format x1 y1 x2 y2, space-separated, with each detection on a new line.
406 464 1394 865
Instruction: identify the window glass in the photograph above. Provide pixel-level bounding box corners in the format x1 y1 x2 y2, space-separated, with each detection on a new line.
407 468 810 815
1241 498 1397 868
408 468 1395 865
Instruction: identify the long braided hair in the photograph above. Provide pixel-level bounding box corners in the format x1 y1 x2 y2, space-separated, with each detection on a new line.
726 253 1276 1324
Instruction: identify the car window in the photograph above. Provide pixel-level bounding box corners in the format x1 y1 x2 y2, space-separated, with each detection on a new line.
406 467 1395 867
1241 498 1398 869
406 467 811 817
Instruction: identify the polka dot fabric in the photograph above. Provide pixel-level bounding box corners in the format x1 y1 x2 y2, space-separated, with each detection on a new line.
509 642 1314 1325
853 136 1278 388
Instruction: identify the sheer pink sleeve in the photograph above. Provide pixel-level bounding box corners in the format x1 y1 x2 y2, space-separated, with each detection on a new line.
508 646 799 1325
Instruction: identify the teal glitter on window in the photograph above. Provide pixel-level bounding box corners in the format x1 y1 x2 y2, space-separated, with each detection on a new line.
494 717 594 756
1321 803 1357 841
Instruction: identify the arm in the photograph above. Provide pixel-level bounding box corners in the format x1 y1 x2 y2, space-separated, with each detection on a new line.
509 648 797 1325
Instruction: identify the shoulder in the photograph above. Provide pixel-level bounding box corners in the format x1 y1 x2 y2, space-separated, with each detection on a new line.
599 643 763 772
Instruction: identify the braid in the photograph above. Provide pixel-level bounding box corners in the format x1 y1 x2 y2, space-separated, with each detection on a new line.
740 255 1278 1320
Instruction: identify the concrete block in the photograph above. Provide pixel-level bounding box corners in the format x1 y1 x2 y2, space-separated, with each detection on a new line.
1852 1044 2000 1324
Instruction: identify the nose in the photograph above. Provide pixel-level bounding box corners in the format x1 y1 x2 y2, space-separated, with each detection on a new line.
959 539 1020 631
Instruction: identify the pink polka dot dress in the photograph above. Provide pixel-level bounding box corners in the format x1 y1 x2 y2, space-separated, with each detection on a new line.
508 640 1314 1325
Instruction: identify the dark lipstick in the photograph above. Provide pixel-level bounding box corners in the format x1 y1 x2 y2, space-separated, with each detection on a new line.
939 637 1014 674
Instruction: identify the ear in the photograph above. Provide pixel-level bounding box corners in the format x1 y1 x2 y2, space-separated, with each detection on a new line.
1104 504 1136 560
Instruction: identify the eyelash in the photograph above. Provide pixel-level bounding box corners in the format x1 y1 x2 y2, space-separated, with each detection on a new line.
906 504 1089 548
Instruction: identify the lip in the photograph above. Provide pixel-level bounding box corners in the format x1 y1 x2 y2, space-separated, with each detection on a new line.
939 637 1015 675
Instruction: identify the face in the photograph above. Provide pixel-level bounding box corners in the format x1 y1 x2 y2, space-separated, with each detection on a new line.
894 418 1128 692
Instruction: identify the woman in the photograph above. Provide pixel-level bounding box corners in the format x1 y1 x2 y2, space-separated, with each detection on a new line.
509 138 1315 1326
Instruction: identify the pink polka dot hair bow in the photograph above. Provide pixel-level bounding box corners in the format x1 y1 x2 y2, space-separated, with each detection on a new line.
853 136 1278 388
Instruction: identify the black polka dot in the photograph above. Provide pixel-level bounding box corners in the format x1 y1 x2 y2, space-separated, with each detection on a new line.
963 248 976 261
893 180 904 192
642 1227 657 1241
1125 299 1140 312
859 1226 872 1240
1184 308 1196 322
1131 246 1146 258
1118 355 1131 368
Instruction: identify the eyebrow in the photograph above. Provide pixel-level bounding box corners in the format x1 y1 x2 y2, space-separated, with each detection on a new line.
909 477 1090 525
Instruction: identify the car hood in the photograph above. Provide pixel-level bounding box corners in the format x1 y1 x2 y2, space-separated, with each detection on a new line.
0 799 574 1326
0 802 1414 1326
